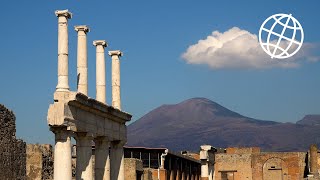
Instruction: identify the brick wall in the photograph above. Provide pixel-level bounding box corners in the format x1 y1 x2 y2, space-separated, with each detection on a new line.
215 147 307 180
251 152 306 180
215 153 253 180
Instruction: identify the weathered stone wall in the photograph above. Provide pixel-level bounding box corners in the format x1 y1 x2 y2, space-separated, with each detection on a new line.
41 144 54 180
215 153 253 180
226 147 260 154
124 158 143 180
143 168 155 180
26 144 53 180
0 104 26 180
251 152 306 180
215 147 307 180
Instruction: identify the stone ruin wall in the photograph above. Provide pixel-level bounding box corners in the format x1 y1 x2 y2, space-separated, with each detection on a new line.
26 144 54 180
0 104 26 180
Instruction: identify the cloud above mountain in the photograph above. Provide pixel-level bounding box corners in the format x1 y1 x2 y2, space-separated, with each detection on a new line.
181 27 319 69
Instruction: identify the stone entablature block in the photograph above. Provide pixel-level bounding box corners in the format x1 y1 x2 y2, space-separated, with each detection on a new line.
48 91 131 141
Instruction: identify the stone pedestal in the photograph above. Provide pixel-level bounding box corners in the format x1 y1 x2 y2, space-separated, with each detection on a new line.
75 25 90 95
55 10 72 92
94 40 107 104
111 141 125 180
76 133 94 180
52 127 72 180
95 137 110 180
108 50 123 110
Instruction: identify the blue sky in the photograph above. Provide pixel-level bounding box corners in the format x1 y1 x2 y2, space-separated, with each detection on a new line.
0 0 320 144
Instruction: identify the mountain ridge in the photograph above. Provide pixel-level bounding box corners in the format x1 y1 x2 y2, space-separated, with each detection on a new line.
127 97 320 151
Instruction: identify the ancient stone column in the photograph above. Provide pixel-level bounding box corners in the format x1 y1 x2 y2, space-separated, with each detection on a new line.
200 160 208 180
170 170 174 180
310 144 318 176
76 133 94 180
95 137 111 180
75 25 90 95
182 170 186 180
108 50 123 110
94 40 107 104
191 173 195 180
110 141 125 180
52 127 72 180
200 145 215 180
55 10 72 92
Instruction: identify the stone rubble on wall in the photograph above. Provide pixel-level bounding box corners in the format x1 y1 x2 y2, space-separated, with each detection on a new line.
0 104 26 180
41 145 54 180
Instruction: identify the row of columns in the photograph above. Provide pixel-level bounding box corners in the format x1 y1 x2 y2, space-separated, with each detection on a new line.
53 127 125 180
53 9 127 180
56 9 122 110
167 162 200 180
161 152 200 180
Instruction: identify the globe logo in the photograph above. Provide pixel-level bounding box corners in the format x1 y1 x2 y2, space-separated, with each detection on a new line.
259 13 304 59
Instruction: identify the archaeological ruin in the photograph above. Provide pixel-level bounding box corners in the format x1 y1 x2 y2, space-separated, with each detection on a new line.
26 144 53 180
47 9 131 180
3 8 320 180
0 104 26 180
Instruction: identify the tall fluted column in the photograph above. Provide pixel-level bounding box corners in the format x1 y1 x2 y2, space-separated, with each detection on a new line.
76 133 94 180
95 137 110 180
75 25 90 95
108 50 123 110
52 127 72 180
110 141 125 180
55 10 72 92
94 40 107 104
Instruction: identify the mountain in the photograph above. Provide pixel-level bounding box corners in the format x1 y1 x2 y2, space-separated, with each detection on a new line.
127 98 320 152
296 115 320 126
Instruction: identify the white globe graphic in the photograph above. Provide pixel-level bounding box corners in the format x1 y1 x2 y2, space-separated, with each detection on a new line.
259 13 304 59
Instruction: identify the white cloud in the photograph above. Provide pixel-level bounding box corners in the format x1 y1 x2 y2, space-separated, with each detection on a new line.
181 27 319 69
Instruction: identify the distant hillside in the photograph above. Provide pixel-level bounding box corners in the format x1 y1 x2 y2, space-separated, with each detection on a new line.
296 115 320 126
127 98 320 152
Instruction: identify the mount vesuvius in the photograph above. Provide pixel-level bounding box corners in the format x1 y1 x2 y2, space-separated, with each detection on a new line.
127 98 320 152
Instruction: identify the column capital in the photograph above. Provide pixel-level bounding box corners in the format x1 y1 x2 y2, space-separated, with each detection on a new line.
55 9 72 19
111 140 126 148
50 126 68 134
108 50 123 57
74 25 90 33
93 40 107 47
